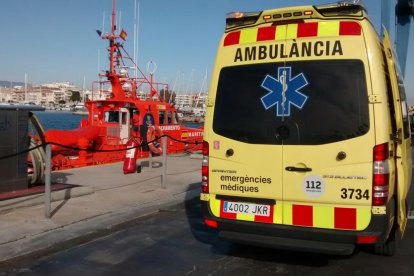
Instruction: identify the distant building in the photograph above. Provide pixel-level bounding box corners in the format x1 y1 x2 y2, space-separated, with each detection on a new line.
0 87 13 103
0 81 207 112
175 93 193 108
174 93 206 116
0 82 81 105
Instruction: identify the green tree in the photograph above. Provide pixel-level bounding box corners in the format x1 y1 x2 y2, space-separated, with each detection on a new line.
70 91 81 102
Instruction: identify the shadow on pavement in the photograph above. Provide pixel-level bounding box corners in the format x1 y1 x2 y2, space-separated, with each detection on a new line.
183 190 355 268
139 160 162 169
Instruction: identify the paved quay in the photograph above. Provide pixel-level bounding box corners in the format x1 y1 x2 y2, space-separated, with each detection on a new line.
0 153 202 264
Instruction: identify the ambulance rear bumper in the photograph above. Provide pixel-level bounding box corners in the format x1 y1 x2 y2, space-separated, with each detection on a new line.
201 200 393 256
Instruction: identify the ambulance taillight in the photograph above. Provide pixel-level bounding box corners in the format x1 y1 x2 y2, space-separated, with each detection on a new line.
372 143 390 206
204 218 218 229
202 141 209 193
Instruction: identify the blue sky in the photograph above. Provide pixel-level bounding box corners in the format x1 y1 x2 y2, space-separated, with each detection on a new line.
0 0 413 102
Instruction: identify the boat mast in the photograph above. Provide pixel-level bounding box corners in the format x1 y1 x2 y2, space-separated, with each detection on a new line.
134 0 139 78
100 0 124 99
109 0 116 75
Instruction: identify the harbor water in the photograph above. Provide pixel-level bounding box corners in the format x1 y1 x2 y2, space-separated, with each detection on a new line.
33 111 86 130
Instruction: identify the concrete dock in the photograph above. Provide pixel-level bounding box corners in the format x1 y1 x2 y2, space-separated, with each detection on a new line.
0 153 202 264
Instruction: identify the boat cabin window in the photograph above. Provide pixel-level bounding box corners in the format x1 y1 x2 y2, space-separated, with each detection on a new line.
159 111 166 124
104 111 119 123
130 108 138 118
167 111 173 124
121 111 128 124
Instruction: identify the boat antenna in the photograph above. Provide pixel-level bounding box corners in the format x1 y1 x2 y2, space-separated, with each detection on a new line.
147 61 158 100
98 0 126 99
133 0 140 78
111 0 116 73
118 11 122 32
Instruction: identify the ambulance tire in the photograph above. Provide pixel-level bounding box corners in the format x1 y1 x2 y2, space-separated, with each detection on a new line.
374 198 398 256
374 227 397 256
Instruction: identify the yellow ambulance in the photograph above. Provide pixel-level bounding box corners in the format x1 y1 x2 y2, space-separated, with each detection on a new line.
201 2 413 256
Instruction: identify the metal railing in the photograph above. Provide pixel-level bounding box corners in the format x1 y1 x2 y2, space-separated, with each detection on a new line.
0 135 200 218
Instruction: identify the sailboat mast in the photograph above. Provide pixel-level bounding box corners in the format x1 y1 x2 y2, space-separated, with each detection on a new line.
24 73 27 102
82 75 86 102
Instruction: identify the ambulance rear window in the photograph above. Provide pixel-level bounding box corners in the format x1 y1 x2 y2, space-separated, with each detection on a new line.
213 60 369 145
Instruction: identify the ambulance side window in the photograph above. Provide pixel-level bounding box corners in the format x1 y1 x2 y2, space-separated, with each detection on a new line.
397 79 410 139
382 52 397 133
393 62 410 139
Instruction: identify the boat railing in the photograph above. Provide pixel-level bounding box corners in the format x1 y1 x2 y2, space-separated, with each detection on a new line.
91 77 169 102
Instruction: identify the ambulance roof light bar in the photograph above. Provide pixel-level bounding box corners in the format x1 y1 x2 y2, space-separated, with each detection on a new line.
315 0 367 16
338 0 365 5
226 11 261 19
338 0 367 11
225 1 366 31
225 11 261 30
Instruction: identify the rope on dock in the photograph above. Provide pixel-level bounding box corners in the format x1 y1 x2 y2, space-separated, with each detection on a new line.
0 134 199 160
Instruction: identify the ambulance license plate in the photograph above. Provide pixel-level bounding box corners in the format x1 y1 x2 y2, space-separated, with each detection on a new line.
223 201 270 216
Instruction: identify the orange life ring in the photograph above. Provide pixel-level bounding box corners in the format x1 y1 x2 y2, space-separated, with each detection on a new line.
147 125 163 154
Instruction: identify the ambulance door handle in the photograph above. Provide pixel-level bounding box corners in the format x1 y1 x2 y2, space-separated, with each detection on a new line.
285 166 312 172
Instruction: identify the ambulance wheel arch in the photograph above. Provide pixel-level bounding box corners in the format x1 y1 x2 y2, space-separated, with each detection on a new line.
374 196 399 256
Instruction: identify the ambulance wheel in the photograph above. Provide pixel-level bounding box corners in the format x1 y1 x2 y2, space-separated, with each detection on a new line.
374 228 396 256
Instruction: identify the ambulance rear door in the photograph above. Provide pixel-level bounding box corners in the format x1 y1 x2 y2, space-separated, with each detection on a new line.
279 56 374 231
382 28 413 233
209 61 284 224
271 21 376 231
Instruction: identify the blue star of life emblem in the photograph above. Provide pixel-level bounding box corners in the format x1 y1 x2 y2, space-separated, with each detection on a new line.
260 67 309 117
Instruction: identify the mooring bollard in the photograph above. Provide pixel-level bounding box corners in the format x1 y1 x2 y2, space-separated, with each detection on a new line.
161 136 167 189
44 143 51 219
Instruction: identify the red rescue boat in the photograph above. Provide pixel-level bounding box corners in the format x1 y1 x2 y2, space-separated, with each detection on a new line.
43 0 203 170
